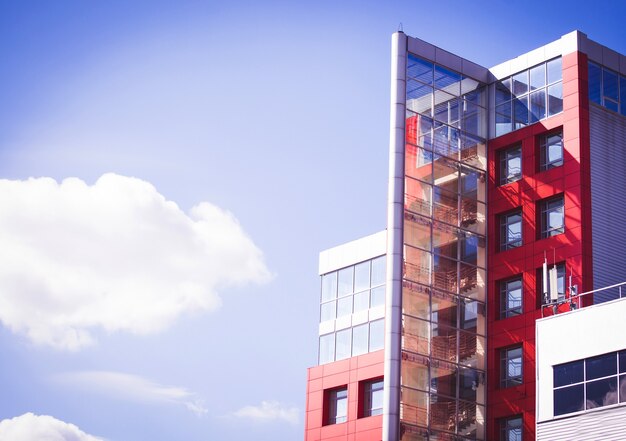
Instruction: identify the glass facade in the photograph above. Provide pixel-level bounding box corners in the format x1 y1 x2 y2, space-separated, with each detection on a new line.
589 61 626 116
401 54 487 440
318 255 386 364
494 58 563 137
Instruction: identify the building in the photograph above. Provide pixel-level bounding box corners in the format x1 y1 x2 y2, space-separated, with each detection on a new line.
304 30 626 441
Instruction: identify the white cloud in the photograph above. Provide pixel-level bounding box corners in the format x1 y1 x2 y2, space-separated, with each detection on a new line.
0 173 271 350
232 401 299 425
54 371 207 417
0 413 103 441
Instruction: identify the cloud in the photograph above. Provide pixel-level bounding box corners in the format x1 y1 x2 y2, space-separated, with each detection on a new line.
0 413 103 441
232 401 299 425
54 371 207 417
0 173 271 350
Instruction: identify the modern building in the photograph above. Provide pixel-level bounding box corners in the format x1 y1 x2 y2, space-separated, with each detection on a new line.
304 30 626 441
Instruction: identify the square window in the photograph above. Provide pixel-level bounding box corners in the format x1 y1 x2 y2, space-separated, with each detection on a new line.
500 211 522 251
361 378 384 417
325 387 348 425
501 346 523 388
539 195 564 238
500 415 522 441
500 277 522 319
539 130 563 171
499 145 522 185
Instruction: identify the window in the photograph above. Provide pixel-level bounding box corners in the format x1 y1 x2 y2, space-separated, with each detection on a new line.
500 211 522 250
325 387 348 425
539 195 564 238
539 130 563 171
361 379 384 417
500 277 522 318
553 350 626 416
500 415 522 441
588 61 626 116
501 346 523 387
539 262 565 304
499 145 522 185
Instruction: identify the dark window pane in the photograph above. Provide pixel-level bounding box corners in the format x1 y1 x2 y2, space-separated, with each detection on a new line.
620 375 626 403
603 69 619 101
554 384 584 415
530 89 546 122
588 62 602 104
547 83 563 116
586 377 618 409
586 352 617 380
554 360 584 387
408 54 433 85
513 71 529 96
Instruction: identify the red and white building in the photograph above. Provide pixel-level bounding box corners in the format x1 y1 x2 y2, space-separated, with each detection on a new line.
304 30 626 441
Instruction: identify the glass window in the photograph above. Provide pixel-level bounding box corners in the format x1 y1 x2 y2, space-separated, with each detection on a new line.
336 329 352 360
325 387 348 425
353 290 369 312
499 145 522 185
530 64 545 90
369 319 384 352
371 286 385 308
352 324 369 356
530 89 546 122
553 350 625 416
500 211 522 250
500 415 522 441
588 62 602 104
319 333 335 365
338 267 354 296
362 379 384 417
513 71 529 96
407 54 433 85
547 58 562 84
540 131 563 171
321 272 337 302
337 296 352 317
371 255 386 287
354 261 370 292
603 69 619 101
500 277 522 318
320 301 336 322
547 83 563 116
501 346 523 388
540 195 564 238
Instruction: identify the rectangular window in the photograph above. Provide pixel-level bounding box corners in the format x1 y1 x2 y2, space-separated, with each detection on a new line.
501 346 523 388
325 387 348 425
553 350 626 417
500 211 522 250
499 145 522 185
539 130 563 171
361 378 384 417
500 415 522 441
500 277 522 318
539 195 564 238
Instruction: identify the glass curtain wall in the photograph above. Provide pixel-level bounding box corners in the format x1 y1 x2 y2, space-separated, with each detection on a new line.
400 54 487 440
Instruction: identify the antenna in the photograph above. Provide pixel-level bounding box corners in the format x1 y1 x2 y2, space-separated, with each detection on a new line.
398 23 404 32
543 252 549 304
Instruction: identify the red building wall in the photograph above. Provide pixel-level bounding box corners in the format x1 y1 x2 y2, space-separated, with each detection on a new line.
486 51 592 441
305 350 384 441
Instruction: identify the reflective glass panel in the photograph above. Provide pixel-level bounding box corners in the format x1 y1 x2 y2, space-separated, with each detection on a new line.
432 323 457 362
495 80 511 104
405 212 432 251
403 315 430 355
430 360 457 397
354 261 370 293
512 71 528 96
335 328 351 360
408 54 433 84
371 255 386 286
514 96 529 128
404 246 431 285
319 333 335 364
321 272 337 302
353 290 369 312
530 89 546 122
620 350 626 373
435 65 462 94
401 351 429 390
338 267 353 296
406 146 434 183
400 387 429 427
588 62 602 104
337 296 352 317
554 384 584 415
369 319 384 351
403 282 430 319
603 69 619 101
430 394 456 432
352 323 369 356
530 64 545 90
547 58 562 84
405 180 432 219
433 188 458 227
554 360 584 387
371 286 385 308
459 367 482 403
586 377 618 409
320 301 336 322
586 352 617 380
547 83 563 116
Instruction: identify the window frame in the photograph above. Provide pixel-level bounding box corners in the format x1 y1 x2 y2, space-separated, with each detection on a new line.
501 345 523 388
499 210 523 251
324 386 348 425
539 195 565 239
361 378 384 417
553 350 626 417
539 130 563 171
500 276 523 319
499 415 523 441
499 144 522 185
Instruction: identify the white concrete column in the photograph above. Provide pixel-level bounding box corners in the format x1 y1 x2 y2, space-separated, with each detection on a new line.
383 30 407 441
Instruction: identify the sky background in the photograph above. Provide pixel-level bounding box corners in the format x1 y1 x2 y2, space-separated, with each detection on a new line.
0 1 625 440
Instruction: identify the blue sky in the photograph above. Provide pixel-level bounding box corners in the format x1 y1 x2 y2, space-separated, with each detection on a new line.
0 1 625 440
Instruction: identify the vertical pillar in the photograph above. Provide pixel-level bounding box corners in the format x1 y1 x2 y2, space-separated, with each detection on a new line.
383 30 407 441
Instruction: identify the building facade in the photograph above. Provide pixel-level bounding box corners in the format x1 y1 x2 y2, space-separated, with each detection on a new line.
305 30 626 441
